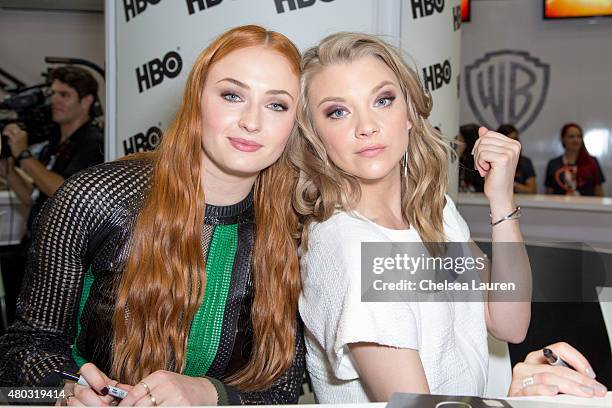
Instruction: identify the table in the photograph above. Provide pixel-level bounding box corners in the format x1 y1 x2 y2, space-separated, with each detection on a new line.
456 193 612 252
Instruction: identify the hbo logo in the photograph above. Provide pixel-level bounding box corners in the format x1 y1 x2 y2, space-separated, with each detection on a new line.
422 60 452 92
135 51 183 93
123 0 162 22
411 0 445 19
123 126 163 155
274 0 335 14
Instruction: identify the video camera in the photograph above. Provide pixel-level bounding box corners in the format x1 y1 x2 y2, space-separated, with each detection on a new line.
0 85 58 159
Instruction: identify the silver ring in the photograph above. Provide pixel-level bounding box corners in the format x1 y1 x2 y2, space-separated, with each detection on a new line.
139 381 151 395
522 376 535 387
63 393 74 406
149 393 157 406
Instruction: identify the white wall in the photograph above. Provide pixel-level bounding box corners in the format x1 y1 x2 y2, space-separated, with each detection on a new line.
460 0 612 196
108 0 403 159
0 9 105 102
401 0 463 198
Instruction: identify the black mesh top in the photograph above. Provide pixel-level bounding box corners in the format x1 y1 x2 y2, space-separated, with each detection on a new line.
0 158 305 404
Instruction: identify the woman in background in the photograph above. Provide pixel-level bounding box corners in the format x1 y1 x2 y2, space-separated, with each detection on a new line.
545 123 605 196
0 25 304 406
497 124 536 194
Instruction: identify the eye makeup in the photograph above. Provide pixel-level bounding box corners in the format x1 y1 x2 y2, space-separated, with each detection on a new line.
324 105 349 120
221 91 242 103
267 102 289 112
374 91 396 108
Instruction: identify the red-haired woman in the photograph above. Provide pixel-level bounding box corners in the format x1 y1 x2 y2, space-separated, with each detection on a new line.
545 123 605 196
0 25 304 406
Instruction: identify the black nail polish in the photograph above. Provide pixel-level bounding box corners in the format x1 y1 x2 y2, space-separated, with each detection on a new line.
101 387 109 396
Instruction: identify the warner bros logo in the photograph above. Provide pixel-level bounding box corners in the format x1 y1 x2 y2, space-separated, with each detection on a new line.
465 50 550 133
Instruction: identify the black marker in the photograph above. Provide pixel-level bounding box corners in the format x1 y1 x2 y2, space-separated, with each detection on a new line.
543 347 569 368
53 369 129 399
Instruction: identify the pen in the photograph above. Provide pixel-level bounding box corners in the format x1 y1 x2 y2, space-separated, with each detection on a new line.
543 347 569 368
53 369 129 399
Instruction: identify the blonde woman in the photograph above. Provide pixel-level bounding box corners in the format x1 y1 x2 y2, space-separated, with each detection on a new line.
292 33 607 402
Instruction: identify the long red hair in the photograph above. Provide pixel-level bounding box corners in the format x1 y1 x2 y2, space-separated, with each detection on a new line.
111 25 302 391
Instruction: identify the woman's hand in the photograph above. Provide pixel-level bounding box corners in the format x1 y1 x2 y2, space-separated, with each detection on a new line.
508 342 608 397
472 126 521 206
118 371 218 406
56 363 132 406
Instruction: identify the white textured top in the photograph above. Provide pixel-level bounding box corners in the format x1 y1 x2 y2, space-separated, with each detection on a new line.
299 196 488 403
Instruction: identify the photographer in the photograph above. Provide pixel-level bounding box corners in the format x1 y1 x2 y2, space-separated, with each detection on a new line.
1 66 104 234
0 66 103 323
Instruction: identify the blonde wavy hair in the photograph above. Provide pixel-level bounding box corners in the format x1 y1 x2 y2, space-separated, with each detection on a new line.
291 32 452 248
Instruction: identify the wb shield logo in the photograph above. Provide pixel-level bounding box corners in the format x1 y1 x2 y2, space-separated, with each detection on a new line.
465 50 550 133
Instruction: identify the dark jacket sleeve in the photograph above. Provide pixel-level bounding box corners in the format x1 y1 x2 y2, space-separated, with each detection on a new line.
222 321 306 405
524 157 536 179
0 168 110 386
